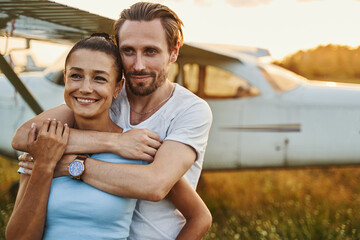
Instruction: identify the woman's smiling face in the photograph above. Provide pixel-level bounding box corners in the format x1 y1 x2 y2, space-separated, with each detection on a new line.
64 49 121 119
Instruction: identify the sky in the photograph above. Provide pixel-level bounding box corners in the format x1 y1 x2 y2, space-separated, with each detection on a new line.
53 0 360 60
2 0 360 66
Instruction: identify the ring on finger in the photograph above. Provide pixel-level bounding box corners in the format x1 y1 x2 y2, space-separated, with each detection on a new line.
18 153 26 161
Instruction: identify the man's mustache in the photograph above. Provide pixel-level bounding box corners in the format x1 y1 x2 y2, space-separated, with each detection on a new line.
126 71 156 77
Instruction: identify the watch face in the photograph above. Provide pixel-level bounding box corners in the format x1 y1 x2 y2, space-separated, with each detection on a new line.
69 160 84 177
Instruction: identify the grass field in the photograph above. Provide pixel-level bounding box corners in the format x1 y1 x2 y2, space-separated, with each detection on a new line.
198 167 360 239
0 155 19 239
1 154 360 239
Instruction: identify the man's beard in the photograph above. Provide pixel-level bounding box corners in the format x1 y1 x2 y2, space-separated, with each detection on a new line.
125 69 167 96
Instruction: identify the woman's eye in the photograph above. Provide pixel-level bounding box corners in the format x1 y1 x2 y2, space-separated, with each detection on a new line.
95 76 107 82
70 73 82 79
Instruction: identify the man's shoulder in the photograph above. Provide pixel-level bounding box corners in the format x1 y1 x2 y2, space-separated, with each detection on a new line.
169 84 212 120
173 84 209 109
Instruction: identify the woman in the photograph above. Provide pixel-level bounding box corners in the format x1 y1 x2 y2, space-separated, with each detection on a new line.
6 34 211 240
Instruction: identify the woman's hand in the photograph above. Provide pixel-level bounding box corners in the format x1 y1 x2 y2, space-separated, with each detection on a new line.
27 119 70 170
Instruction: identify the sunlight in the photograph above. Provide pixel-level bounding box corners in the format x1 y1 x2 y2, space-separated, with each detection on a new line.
325 82 337 87
3 0 360 65
54 0 360 60
0 37 70 67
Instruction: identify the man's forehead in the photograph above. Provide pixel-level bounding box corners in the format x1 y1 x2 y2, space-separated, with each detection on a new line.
118 19 167 47
121 18 163 29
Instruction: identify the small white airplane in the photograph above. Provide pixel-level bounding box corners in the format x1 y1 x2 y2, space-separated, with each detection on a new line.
1 0 360 170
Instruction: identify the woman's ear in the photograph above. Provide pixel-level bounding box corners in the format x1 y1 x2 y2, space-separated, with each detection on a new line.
113 79 123 99
63 70 66 83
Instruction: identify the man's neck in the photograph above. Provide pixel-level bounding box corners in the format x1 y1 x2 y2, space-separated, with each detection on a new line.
127 80 175 125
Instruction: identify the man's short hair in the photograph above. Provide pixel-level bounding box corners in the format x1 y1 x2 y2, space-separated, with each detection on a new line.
114 2 184 52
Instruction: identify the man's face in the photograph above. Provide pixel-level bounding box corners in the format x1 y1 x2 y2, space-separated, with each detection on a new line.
118 19 177 96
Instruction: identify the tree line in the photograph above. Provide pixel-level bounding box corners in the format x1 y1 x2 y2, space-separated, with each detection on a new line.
273 44 360 83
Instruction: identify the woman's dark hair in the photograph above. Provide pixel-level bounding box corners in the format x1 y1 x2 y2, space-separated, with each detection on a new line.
65 33 122 82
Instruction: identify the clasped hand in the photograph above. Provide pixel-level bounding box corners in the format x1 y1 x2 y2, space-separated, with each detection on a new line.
18 119 69 174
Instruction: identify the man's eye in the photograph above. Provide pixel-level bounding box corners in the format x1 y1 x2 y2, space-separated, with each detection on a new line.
146 49 157 55
122 48 134 55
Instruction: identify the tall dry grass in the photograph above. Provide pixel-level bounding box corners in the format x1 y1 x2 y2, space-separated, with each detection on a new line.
198 167 360 239
0 155 18 239
1 154 360 239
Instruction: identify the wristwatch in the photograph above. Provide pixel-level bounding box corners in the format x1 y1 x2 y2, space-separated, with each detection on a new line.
68 155 87 180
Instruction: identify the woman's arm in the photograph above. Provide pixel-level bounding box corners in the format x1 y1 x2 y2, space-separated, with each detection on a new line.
168 177 212 240
6 120 69 240
6 165 55 240
11 104 74 152
12 104 161 161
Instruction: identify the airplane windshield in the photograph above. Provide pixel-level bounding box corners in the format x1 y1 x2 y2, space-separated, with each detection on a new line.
44 52 66 86
260 64 305 92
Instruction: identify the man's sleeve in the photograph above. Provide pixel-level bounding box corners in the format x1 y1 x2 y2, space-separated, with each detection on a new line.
165 100 212 162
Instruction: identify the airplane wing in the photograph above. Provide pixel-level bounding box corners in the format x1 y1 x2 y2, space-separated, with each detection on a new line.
0 0 115 44
0 0 241 115
0 0 116 115
180 42 240 63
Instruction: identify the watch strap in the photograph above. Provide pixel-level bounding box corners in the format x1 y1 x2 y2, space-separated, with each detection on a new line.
75 155 87 162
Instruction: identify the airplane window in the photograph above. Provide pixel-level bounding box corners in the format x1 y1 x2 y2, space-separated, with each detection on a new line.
204 65 260 99
260 64 304 92
44 52 66 86
45 70 64 86
168 63 179 83
183 64 199 93
182 64 260 99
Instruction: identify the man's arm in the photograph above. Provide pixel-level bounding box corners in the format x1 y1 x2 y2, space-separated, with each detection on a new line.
80 140 196 201
19 140 195 201
12 104 161 161
19 139 196 201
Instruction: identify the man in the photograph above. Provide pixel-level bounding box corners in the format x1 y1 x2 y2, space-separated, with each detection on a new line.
13 2 212 239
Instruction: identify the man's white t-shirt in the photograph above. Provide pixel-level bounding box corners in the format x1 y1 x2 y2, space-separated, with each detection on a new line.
110 83 212 240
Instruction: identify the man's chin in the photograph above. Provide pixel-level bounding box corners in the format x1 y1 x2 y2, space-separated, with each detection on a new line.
130 87 156 96
127 81 157 96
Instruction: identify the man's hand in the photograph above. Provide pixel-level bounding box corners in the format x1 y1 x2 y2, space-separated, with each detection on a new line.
115 128 162 162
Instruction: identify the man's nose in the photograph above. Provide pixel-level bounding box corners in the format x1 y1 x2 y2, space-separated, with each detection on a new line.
133 54 146 72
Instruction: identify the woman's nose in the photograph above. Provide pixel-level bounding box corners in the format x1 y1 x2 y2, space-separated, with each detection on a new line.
79 78 93 93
